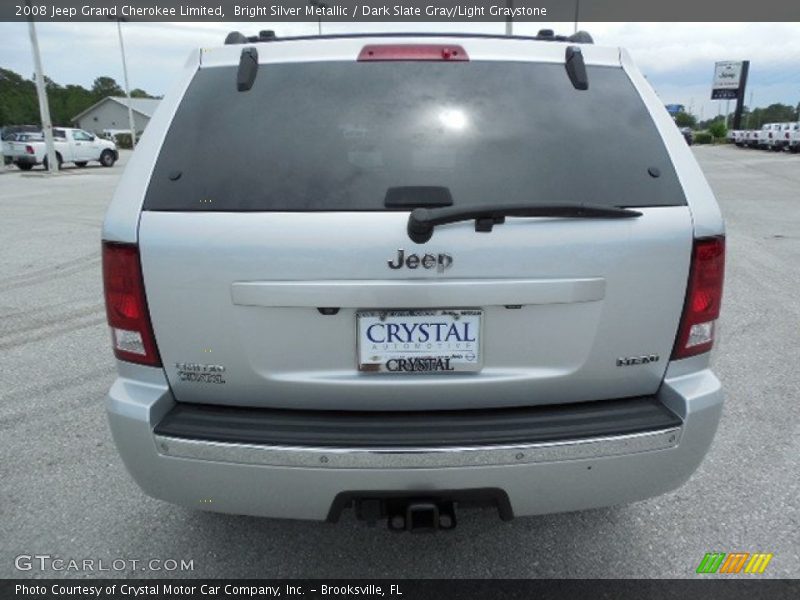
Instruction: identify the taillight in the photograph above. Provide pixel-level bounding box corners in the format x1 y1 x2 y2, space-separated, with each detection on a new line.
25 145 34 154
672 236 725 359
102 241 161 366
358 44 469 62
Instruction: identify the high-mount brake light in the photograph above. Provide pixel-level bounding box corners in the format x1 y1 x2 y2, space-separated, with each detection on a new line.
672 236 725 360
358 44 469 62
102 241 161 366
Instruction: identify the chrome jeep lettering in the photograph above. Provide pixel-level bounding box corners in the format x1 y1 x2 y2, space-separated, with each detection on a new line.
387 249 453 272
175 362 227 384
616 354 660 367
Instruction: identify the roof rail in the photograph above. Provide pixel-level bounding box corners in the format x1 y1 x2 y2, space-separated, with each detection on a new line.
536 29 594 44
225 30 276 45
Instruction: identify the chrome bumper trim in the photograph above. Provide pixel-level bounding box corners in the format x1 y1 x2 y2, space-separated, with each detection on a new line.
154 426 682 469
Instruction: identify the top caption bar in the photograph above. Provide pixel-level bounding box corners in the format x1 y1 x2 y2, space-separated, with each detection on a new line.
3 0 800 22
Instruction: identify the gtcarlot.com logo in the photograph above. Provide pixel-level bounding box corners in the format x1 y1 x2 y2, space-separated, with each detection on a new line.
696 552 773 574
15 554 194 572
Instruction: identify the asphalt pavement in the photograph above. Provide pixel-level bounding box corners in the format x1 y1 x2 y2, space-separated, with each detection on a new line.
0 146 798 578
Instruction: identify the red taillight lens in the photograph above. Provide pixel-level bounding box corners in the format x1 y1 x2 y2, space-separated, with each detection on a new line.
672 236 725 359
358 44 469 62
25 145 34 154
102 241 161 366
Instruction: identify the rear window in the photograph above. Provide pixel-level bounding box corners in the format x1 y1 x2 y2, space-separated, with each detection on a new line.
144 60 685 212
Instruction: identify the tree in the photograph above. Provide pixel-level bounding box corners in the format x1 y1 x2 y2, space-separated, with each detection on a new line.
0 68 159 128
91 76 124 100
745 103 796 129
708 121 728 140
674 111 697 129
130 88 153 98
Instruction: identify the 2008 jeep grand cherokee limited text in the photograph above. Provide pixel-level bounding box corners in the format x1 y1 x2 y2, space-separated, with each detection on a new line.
102 32 725 530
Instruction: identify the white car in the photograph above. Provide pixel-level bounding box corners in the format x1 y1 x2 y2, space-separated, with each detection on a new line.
758 123 782 150
8 127 118 170
789 123 800 153
102 31 725 528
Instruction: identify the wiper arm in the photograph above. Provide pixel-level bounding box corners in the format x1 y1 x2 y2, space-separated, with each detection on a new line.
407 203 642 244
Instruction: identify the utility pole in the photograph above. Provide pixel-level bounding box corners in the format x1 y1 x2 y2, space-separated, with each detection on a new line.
111 17 137 148
574 0 581 34
731 60 749 131
27 10 58 173
505 0 513 35
309 0 328 35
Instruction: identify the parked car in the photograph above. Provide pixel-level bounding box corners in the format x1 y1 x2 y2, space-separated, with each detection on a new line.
680 126 694 145
2 131 43 164
775 122 799 152
758 123 782 150
789 123 800 153
1 124 40 141
102 32 725 528
6 127 118 170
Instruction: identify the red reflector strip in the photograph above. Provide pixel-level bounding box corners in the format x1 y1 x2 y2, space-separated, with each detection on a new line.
358 44 469 62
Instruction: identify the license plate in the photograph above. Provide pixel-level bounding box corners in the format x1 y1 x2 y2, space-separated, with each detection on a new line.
357 309 482 373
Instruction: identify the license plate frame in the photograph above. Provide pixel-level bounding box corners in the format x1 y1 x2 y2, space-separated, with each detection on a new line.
356 308 483 374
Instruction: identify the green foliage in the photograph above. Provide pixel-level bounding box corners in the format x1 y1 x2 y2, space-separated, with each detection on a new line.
91 76 124 99
0 68 157 129
114 133 133 149
674 111 697 129
743 103 799 129
693 132 713 144
130 88 155 98
708 121 728 140
0 68 40 125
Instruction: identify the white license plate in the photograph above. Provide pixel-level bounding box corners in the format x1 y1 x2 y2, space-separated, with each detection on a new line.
357 309 482 373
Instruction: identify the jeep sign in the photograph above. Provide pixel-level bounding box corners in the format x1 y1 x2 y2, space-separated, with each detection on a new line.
711 61 744 100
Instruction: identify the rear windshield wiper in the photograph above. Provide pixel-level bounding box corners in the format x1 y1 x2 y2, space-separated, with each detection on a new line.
407 203 643 243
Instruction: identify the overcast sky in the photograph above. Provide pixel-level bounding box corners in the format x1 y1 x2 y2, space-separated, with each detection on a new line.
2 21 799 119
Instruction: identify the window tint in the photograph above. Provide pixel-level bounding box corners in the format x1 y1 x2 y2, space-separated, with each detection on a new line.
145 61 685 212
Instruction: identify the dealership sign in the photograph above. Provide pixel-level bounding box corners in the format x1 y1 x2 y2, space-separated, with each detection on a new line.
711 61 744 99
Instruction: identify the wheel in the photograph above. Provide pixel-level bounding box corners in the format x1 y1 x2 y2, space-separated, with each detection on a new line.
75 161 88 168
42 153 63 171
16 162 33 171
100 150 116 167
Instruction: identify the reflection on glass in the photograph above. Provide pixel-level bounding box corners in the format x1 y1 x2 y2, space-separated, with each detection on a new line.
438 108 469 131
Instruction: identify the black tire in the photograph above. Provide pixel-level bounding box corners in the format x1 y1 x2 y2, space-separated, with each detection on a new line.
100 150 116 167
42 152 63 171
16 162 34 171
75 161 88 168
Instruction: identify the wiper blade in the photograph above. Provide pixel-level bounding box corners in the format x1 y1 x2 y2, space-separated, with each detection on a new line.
407 203 642 243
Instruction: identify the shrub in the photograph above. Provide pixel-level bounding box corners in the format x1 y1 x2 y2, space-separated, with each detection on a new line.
708 121 728 140
114 133 132 149
693 132 713 144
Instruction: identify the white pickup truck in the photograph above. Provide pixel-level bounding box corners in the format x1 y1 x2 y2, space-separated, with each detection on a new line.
758 123 782 150
6 127 118 170
789 123 800 154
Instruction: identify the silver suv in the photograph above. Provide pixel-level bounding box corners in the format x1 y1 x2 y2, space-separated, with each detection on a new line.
102 32 725 530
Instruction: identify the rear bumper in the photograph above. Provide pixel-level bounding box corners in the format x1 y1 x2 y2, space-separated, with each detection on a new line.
106 362 723 520
13 155 37 165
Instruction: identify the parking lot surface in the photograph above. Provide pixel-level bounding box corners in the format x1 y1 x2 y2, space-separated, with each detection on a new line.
0 146 798 578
